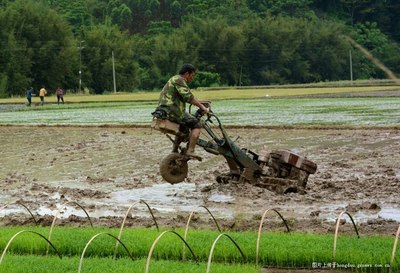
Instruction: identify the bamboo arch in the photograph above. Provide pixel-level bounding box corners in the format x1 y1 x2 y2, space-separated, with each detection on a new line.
256 208 290 265
206 233 246 273
389 224 400 273
47 201 93 254
114 200 159 258
0 230 62 267
145 230 198 273
333 211 360 262
182 205 221 260
77 232 134 273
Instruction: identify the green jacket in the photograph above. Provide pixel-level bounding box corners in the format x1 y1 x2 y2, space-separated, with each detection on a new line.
156 75 194 122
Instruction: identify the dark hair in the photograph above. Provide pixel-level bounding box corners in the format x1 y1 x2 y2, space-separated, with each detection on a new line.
179 63 196 75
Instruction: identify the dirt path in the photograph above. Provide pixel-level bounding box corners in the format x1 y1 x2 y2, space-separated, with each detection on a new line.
0 126 399 234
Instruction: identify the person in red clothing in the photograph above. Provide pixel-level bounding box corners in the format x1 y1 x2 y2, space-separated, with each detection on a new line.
56 87 65 105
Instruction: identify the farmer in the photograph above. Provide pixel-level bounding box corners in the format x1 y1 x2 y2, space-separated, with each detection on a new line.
26 87 35 106
153 63 209 160
56 87 65 105
39 85 47 105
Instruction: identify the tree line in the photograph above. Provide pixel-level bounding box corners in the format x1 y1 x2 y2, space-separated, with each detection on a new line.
0 0 399 97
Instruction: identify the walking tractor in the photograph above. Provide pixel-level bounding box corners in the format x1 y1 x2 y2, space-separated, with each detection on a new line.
151 101 317 194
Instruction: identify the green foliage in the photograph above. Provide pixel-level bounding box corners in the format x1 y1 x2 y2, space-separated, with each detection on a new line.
0 73 8 98
191 71 221 88
80 21 140 93
0 255 261 273
0 0 77 96
48 0 93 34
183 17 244 85
121 0 160 33
240 16 350 84
351 22 400 79
0 0 399 96
109 2 132 29
147 21 173 35
259 0 315 18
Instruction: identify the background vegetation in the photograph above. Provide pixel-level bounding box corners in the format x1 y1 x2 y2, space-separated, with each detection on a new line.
0 0 399 97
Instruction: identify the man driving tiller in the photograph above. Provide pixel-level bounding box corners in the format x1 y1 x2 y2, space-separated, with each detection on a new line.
152 63 209 160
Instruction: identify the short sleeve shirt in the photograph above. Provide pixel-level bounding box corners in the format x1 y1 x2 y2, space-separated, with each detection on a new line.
39 88 47 96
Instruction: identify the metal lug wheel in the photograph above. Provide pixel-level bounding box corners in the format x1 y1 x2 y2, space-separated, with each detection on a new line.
160 153 189 184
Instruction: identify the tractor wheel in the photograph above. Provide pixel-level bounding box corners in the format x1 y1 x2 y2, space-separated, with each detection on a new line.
160 153 188 184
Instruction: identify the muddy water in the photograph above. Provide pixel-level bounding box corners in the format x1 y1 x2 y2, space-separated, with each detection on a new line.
0 126 399 233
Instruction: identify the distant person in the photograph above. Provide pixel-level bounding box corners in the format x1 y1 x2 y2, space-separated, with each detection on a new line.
39 86 47 105
56 87 65 105
26 87 35 106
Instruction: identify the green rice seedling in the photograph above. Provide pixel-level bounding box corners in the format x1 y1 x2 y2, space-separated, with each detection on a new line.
0 226 397 271
0 255 261 273
0 230 62 267
114 200 159 258
78 232 135 273
205 233 247 273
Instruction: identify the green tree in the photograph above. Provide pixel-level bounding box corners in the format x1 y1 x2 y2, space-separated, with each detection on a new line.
147 21 174 35
190 71 221 88
180 17 245 85
340 0 369 25
122 0 160 33
0 73 8 98
0 31 32 96
241 16 350 85
47 0 93 34
107 0 132 29
258 0 314 17
81 21 139 93
0 0 77 96
351 22 400 79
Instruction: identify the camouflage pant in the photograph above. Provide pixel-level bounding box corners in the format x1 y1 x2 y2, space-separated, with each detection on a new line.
181 112 202 129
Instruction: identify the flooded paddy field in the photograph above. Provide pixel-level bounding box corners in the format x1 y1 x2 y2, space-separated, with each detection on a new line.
1 95 400 126
1 126 399 234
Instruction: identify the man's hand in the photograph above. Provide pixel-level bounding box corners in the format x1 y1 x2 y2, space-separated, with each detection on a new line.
199 100 211 108
200 107 209 115
190 97 211 115
195 107 209 117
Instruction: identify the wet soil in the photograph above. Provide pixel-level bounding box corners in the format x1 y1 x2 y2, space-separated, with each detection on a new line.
0 126 399 235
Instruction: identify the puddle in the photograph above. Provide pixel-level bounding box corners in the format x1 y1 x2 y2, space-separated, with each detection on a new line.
108 183 235 218
208 193 234 203
376 208 400 221
0 183 237 220
318 204 400 223
35 206 118 219
110 183 203 213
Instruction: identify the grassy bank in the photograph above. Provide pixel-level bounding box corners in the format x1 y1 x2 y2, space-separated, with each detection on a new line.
0 85 398 104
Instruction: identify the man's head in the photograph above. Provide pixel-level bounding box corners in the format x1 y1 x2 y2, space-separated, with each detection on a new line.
179 63 196 83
